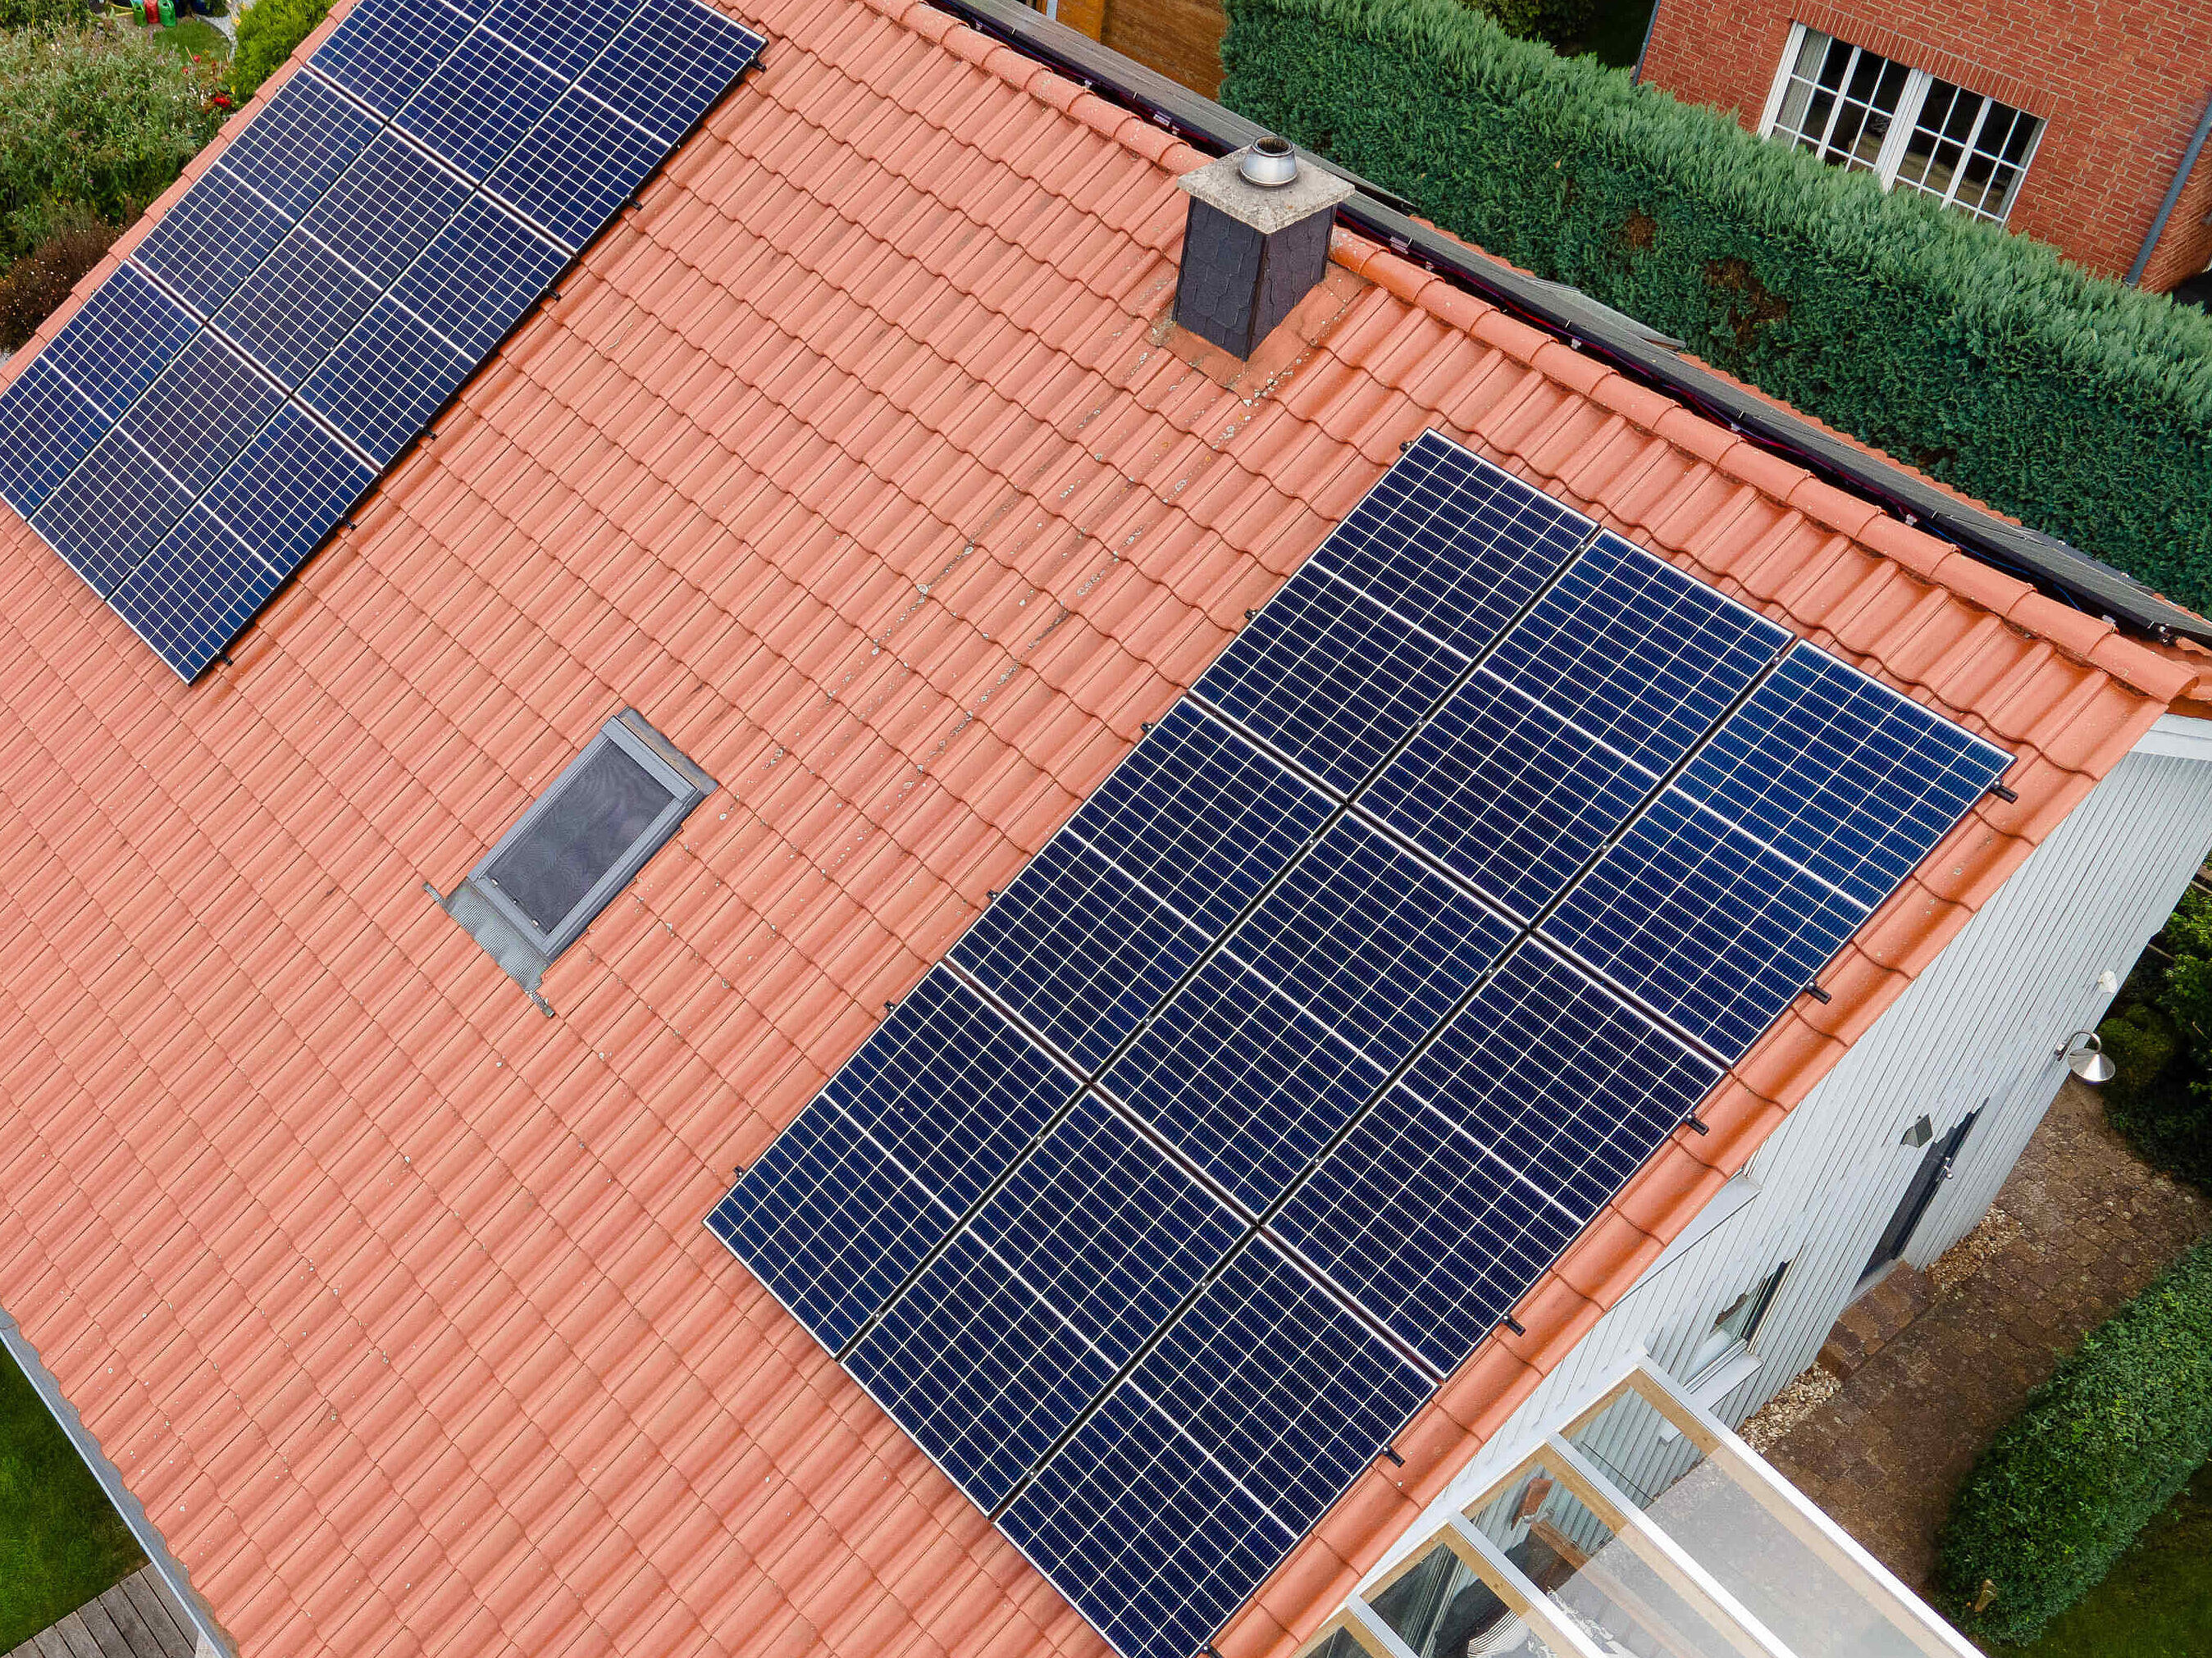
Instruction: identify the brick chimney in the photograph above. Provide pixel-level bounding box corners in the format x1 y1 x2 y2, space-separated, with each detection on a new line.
1173 139 1353 359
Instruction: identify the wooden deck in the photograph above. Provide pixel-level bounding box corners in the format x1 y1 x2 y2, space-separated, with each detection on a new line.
6 1567 199 1658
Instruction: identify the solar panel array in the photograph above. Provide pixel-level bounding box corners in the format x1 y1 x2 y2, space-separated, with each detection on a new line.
0 0 763 680
709 431 2013 1658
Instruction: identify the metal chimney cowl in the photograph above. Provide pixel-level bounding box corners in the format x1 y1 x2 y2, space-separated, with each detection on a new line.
1173 140 1354 359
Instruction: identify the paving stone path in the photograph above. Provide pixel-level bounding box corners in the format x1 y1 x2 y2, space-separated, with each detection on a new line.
1761 1077 2212 1592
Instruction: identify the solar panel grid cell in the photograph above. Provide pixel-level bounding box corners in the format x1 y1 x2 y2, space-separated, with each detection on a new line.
197 407 376 576
578 0 768 146
1070 703 1332 939
30 432 194 596
129 162 297 319
1402 941 1722 1214
969 1095 1243 1369
484 0 636 81
1362 668 1656 919
385 197 568 358
299 131 472 288
303 298 476 463
846 1228 1115 1508
485 89 682 253
1000 1385 1294 1658
1311 429 1589 658
399 30 568 182
309 0 477 117
1105 949 1387 1214
117 333 286 497
1193 562 1467 797
1271 1086 1586 1374
1224 817 1517 1073
109 507 290 680
214 232 384 390
705 1095 949 1352
38 265 197 422
0 360 108 517
218 71 383 221
1677 648 2013 909
951 834 1211 1073
1546 789 1868 1059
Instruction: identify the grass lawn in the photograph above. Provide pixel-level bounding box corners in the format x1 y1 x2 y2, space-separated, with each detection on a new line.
0 1343 144 1650
1991 1461 2212 1658
144 15 231 59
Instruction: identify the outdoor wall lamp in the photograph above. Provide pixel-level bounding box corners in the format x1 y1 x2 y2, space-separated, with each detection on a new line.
2059 1030 2117 1084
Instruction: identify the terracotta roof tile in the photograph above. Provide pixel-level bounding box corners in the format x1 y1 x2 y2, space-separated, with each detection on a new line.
0 0 2194 1652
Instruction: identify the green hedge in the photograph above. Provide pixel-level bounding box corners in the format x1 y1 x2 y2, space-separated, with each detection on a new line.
2102 889 2212 1188
1934 1239 2212 1642
1220 0 2212 613
232 0 330 101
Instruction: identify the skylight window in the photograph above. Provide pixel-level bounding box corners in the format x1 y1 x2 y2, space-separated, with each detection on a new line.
432 709 712 1007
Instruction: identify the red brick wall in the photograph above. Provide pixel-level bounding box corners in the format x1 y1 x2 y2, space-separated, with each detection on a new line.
1639 0 2212 289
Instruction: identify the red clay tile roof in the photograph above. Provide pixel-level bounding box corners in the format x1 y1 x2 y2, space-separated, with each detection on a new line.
0 1 2201 1655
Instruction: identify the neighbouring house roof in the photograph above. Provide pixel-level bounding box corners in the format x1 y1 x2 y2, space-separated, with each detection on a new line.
0 0 2202 1655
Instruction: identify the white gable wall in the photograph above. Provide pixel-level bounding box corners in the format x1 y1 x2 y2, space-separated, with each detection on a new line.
1362 714 2212 1587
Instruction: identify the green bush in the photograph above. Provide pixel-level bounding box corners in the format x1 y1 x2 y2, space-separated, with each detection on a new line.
1934 1240 2212 1642
0 24 224 266
2100 890 2212 1188
0 0 91 34
0 206 116 349
1220 0 2212 612
231 0 329 100
2165 887 2212 1077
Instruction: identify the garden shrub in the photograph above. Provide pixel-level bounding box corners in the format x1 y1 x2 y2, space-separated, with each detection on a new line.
1220 0 2212 612
0 207 115 349
232 0 329 100
2102 890 2212 1187
0 24 224 266
0 0 90 34
1934 1239 2212 1642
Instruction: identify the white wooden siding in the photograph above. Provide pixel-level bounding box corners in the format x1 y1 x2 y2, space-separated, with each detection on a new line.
1364 720 2212 1586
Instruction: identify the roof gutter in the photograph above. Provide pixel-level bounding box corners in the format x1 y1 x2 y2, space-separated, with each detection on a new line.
2127 85 2212 288
927 0 2212 650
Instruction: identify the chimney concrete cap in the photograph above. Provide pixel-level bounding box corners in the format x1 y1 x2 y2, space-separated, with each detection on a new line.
1176 144 1355 235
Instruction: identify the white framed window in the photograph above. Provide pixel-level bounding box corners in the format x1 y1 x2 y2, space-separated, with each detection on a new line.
1759 24 2044 225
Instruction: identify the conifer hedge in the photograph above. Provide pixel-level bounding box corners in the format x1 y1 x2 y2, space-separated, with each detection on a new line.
1220 0 2212 613
1933 1239 2212 1641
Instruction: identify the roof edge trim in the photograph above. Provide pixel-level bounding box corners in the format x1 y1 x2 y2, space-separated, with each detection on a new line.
921 0 2212 655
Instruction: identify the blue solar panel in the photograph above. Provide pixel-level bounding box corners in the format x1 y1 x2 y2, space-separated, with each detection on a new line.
1485 532 1790 777
117 333 285 496
578 0 768 148
214 231 383 390
303 298 475 464
38 264 196 421
1676 647 2014 909
1545 790 1868 1059
299 131 472 288
1310 430 1589 658
399 32 567 182
706 1094 954 1352
1071 704 1332 938
1225 816 1516 1073
198 407 376 577
0 359 108 517
848 1227 1115 1508
1193 562 1466 796
1106 947 1387 1214
819 969 1077 1215
218 71 382 221
1000 1385 1293 1658
971 1095 1243 1367
110 507 290 680
309 0 476 119
951 835 1211 1074
1272 1086 1586 1373
483 0 633 81
484 89 667 251
1132 1241 1430 1519
384 196 566 360
129 162 296 319
30 432 193 596
1402 941 1721 1215
1363 669 1656 918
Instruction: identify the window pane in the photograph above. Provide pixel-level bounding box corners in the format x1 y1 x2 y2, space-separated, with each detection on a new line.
485 740 677 931
1769 35 1908 169
1893 78 2041 222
